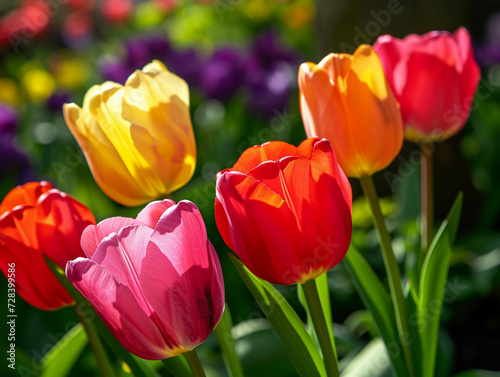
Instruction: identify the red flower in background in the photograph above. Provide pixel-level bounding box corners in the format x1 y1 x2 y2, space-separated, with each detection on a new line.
0 0 52 50
374 27 481 141
215 138 352 285
0 181 95 310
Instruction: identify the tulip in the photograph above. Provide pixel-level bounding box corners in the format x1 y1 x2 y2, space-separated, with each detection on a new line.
373 27 480 141
63 60 196 207
298 45 403 178
201 48 246 101
0 181 95 310
215 137 352 285
66 200 225 360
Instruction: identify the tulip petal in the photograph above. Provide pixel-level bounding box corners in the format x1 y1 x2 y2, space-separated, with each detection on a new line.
0 207 73 310
230 141 299 174
136 199 176 229
308 145 353 274
309 138 352 210
122 61 196 194
63 103 151 206
137 201 224 348
81 217 140 257
83 83 166 199
397 52 461 137
36 190 95 267
343 45 403 175
66 258 173 359
216 171 304 284
89 225 155 316
298 61 349 142
246 151 350 281
0 181 52 215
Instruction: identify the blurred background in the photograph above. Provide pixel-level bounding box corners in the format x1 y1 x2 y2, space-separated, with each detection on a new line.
1 0 500 376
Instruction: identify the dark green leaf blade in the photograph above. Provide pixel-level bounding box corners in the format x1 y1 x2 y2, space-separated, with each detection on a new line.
343 246 408 377
418 193 463 377
230 254 326 377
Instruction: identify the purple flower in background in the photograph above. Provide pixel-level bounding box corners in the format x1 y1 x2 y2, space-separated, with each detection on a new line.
167 48 203 88
97 30 299 113
250 30 298 69
247 64 293 118
243 31 299 118
201 47 246 102
99 59 131 85
144 35 172 62
473 13 500 67
47 91 72 113
0 105 17 137
125 38 154 71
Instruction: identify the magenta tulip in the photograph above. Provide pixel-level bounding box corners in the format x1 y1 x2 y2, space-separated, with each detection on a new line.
374 27 480 141
66 200 225 360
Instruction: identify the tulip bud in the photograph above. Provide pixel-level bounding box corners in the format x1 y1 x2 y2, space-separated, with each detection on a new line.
215 138 352 285
298 45 403 178
63 60 196 206
374 27 480 142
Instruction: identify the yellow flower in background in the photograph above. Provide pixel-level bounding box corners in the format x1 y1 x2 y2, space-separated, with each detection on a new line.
281 0 314 29
0 78 22 106
63 60 197 206
51 52 89 89
244 0 272 22
22 69 56 103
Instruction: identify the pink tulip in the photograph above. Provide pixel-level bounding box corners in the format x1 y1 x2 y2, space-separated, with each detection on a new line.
374 27 480 141
66 200 224 360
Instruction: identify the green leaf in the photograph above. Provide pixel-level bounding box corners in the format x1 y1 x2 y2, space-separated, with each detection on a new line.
418 193 463 377
39 324 87 377
213 305 245 377
232 320 299 377
403 282 423 377
343 246 408 377
230 254 326 377
341 338 392 377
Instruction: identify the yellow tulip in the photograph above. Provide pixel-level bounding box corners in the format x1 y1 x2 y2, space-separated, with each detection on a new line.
298 45 403 178
63 60 196 206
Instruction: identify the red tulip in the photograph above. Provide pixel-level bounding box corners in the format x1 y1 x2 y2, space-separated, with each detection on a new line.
66 200 225 360
0 181 95 310
373 27 480 141
215 138 352 285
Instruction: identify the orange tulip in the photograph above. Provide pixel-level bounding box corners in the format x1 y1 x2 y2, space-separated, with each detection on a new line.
298 45 403 178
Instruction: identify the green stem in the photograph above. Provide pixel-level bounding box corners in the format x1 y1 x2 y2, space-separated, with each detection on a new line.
74 306 116 377
421 142 434 257
301 279 339 377
213 305 244 377
183 349 206 377
359 175 414 377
